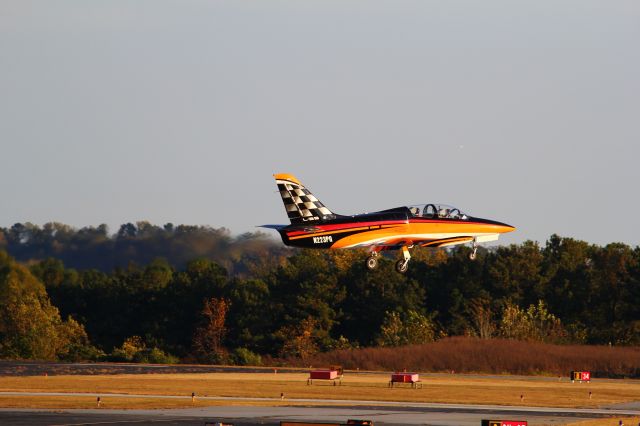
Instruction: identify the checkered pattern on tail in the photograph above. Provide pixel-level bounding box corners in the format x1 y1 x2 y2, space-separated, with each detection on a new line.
276 178 335 224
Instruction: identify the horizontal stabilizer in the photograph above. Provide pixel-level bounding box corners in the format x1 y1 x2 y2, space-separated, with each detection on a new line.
257 224 288 230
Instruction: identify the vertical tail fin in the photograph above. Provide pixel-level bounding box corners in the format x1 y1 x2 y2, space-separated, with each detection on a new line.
274 174 335 224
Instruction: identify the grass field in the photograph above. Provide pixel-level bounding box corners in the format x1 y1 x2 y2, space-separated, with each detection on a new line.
1 371 640 410
305 337 640 378
564 419 639 426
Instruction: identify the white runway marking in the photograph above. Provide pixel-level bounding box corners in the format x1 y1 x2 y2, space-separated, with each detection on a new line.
1 391 639 417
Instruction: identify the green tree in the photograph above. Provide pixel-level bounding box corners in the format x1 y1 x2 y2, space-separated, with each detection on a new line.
498 300 567 343
142 258 173 291
590 243 638 344
110 336 146 361
270 250 345 350
377 310 437 347
226 278 271 352
337 256 425 346
488 241 544 306
0 251 94 360
231 347 262 366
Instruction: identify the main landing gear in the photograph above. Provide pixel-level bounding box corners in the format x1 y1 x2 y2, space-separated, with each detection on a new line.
366 241 477 272
365 246 412 274
365 252 379 270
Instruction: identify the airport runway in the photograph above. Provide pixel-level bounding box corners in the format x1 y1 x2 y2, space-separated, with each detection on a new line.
2 395 639 426
2 362 638 425
0 406 606 426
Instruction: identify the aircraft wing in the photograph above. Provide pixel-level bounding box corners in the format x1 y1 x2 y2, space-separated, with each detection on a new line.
364 234 499 250
420 237 474 247
418 234 500 247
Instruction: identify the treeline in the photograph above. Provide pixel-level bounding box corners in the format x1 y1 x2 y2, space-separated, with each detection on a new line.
0 222 287 275
1 223 639 366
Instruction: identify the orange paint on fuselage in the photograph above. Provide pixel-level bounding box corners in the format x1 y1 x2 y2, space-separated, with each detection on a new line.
329 220 514 249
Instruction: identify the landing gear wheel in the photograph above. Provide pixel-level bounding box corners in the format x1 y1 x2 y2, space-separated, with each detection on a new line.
395 259 409 274
469 238 478 261
366 256 378 270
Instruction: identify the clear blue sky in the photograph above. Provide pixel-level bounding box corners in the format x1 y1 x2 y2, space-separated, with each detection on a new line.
1 1 639 246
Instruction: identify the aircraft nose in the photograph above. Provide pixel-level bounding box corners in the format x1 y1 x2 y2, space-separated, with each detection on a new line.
502 224 516 233
470 217 516 234
495 221 516 233
480 218 516 233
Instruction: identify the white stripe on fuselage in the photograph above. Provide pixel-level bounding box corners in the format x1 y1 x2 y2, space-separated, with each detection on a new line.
339 232 498 248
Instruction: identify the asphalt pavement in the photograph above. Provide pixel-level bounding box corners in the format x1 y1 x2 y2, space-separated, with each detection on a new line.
1 397 637 426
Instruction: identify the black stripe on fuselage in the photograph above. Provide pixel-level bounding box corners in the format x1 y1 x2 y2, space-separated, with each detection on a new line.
278 208 409 248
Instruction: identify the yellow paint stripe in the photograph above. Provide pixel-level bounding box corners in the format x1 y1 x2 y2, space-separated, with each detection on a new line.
421 237 472 247
274 173 301 185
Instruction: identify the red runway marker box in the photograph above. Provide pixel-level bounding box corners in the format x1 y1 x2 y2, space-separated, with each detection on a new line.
390 373 419 383
309 370 339 380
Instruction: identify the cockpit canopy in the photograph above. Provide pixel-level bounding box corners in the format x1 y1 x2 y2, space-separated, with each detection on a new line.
406 204 468 220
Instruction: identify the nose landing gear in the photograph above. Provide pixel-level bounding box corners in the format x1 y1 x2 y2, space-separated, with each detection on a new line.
469 238 478 261
395 246 411 274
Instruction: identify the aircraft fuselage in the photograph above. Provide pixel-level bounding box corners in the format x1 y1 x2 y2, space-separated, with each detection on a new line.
277 207 514 250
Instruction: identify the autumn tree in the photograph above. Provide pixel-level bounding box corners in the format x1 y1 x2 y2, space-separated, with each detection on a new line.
192 297 229 363
467 298 495 339
277 317 319 360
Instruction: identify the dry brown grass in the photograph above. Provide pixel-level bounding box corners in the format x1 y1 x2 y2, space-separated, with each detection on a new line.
0 396 197 409
1 372 639 410
305 337 640 378
562 418 640 426
0 395 296 410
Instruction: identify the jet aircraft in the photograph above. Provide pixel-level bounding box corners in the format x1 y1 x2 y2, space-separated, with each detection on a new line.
263 173 515 273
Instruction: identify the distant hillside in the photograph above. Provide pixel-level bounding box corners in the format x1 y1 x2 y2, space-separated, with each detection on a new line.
0 221 288 275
